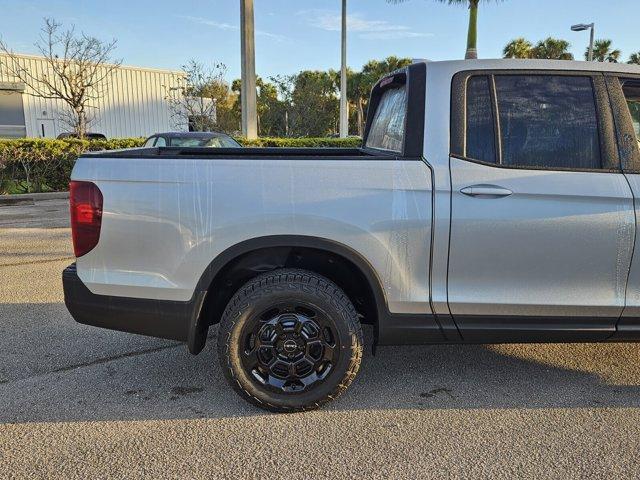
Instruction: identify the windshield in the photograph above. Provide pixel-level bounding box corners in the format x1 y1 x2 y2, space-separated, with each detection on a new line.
365 85 407 153
204 137 240 148
168 136 240 148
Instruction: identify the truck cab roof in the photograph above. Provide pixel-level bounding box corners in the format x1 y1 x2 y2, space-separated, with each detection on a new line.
416 58 640 75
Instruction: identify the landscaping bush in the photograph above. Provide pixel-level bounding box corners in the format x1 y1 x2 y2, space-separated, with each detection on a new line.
0 138 146 194
0 136 362 194
236 137 362 148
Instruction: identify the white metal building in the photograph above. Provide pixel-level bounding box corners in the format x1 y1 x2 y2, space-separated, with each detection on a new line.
0 53 188 139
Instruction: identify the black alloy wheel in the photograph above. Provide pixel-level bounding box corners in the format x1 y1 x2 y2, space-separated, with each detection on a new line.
218 269 363 412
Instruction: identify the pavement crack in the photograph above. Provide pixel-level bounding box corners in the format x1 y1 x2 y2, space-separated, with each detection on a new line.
50 343 183 374
0 256 74 268
0 343 182 386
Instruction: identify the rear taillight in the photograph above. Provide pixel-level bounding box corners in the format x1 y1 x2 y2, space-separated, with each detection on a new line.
70 181 103 257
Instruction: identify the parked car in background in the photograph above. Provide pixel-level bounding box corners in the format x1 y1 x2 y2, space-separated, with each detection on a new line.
57 132 107 140
143 131 241 148
64 59 640 412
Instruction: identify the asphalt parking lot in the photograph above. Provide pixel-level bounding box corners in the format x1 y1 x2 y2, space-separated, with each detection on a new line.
2 198 640 479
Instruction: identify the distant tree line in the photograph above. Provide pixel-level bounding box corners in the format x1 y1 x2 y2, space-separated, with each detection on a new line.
503 36 639 64
173 56 412 138
2 18 638 140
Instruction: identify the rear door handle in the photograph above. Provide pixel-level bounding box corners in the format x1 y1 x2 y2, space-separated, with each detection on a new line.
460 185 513 198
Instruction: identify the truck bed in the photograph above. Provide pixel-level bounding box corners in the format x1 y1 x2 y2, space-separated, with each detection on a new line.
84 146 394 160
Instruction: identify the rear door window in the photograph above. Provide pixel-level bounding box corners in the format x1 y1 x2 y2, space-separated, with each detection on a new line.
494 75 602 170
365 85 407 153
457 73 606 171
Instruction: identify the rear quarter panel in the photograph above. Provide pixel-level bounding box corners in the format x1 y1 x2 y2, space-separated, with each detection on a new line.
71 157 433 315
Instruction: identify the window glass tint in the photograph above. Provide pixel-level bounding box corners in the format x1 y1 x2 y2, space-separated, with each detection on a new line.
622 79 640 143
466 76 496 163
204 137 240 148
169 137 204 147
154 136 166 147
365 85 407 152
143 137 156 147
495 75 601 169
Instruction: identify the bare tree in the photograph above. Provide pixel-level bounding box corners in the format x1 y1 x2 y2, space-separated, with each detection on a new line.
165 60 231 132
0 17 120 138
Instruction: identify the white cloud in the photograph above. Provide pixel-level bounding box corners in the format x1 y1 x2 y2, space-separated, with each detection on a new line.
180 16 236 30
178 15 286 41
299 9 433 40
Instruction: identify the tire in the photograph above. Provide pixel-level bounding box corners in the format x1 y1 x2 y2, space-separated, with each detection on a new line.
217 268 363 412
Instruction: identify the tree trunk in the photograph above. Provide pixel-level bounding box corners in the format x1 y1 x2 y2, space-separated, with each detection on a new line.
357 98 365 137
465 0 479 60
75 108 87 139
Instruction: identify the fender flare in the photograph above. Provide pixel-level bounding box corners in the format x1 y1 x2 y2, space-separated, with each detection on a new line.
187 235 390 353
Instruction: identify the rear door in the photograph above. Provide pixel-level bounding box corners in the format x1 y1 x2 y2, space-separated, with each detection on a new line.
447 71 635 341
607 75 640 336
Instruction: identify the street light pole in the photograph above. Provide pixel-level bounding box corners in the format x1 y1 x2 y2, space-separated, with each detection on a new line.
339 0 348 138
588 24 595 62
571 23 595 61
240 0 258 139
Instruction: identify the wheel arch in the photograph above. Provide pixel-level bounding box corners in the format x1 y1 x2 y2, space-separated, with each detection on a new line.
188 235 389 354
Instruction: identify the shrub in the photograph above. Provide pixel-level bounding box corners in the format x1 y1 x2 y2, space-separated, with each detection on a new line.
236 137 362 148
0 136 362 194
0 138 146 194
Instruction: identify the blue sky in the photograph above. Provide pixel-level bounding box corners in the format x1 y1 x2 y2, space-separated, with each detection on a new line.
0 0 637 80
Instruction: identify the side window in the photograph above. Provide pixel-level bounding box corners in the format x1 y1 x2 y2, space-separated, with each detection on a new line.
622 79 640 143
154 136 167 147
495 75 602 170
466 76 496 163
143 136 156 147
365 85 407 153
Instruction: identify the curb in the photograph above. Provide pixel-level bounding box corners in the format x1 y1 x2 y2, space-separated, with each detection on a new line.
0 191 69 206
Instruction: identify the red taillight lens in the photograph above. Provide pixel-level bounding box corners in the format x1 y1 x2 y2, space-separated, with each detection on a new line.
70 181 103 257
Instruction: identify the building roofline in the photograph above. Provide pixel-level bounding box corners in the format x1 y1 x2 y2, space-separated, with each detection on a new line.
0 51 185 75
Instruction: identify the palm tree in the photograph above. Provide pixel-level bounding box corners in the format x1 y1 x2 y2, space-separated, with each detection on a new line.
503 38 533 59
387 0 501 59
531 37 573 60
629 52 640 65
587 39 621 62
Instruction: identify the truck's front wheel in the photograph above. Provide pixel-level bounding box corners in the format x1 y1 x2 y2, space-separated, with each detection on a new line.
217 268 363 412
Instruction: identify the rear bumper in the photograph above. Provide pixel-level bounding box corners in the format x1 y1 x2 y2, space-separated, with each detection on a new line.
62 263 205 345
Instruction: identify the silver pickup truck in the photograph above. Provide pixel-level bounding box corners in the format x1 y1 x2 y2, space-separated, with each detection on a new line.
63 59 640 412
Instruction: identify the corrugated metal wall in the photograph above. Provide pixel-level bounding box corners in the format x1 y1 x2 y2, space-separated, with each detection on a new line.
0 53 186 138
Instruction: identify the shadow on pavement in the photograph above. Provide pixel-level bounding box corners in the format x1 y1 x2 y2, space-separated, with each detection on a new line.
2 302 640 424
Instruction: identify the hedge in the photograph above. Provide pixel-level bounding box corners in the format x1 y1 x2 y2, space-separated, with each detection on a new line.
237 137 362 148
0 136 362 194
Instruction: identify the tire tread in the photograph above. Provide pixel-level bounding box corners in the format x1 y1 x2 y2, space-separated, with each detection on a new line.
217 268 363 413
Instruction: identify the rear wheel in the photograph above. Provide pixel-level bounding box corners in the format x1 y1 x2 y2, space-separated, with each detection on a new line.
217 268 363 412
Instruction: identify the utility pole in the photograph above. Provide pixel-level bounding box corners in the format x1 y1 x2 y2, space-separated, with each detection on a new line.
339 0 348 138
240 0 258 139
571 22 595 61
588 24 595 62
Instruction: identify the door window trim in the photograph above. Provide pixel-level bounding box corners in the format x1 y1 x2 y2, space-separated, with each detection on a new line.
604 73 640 173
450 69 621 173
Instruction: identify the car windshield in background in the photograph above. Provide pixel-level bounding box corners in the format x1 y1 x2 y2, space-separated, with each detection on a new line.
365 85 407 153
169 136 240 148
